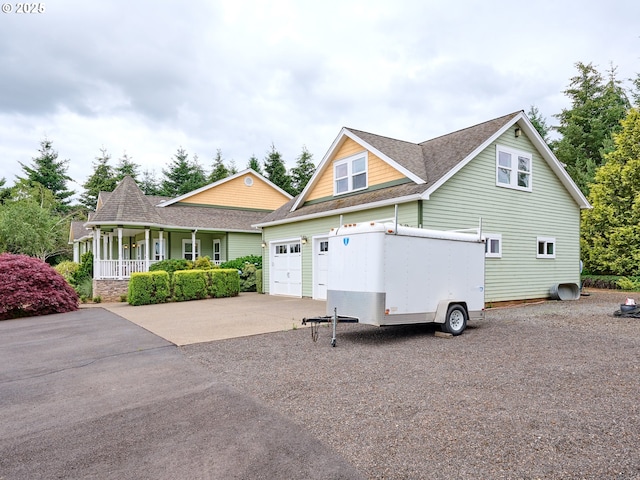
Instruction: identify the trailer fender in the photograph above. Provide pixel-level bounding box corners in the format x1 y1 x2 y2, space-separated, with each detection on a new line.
434 300 467 324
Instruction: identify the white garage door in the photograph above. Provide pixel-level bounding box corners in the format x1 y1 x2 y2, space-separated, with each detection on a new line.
313 237 329 300
271 241 302 297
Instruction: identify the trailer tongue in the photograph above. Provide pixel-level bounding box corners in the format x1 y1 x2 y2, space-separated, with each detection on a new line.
303 221 486 346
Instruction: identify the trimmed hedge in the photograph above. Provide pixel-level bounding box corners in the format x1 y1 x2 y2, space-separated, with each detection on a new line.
208 269 240 298
173 269 208 302
128 271 171 306
149 258 193 277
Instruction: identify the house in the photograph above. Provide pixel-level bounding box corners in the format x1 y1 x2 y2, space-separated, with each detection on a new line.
70 169 292 301
254 111 591 303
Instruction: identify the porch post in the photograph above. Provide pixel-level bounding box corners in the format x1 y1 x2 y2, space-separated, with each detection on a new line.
73 242 79 263
191 230 197 260
145 228 150 271
159 230 164 260
118 227 123 279
102 232 108 263
94 227 101 279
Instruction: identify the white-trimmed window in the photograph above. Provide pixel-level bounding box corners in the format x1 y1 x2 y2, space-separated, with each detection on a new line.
484 234 502 258
153 239 167 261
213 239 221 264
182 239 201 260
496 145 532 191
334 152 368 195
537 237 556 259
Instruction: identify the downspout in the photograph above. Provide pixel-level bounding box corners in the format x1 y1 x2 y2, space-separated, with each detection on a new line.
417 199 423 229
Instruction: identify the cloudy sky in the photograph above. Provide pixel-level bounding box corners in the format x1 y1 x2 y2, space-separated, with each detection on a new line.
1 0 638 195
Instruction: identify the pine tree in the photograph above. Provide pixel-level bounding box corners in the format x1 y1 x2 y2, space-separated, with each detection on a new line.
139 169 162 196
114 153 140 182
208 149 229 183
161 148 207 197
263 143 293 195
290 146 316 195
80 147 117 211
527 106 551 143
247 155 262 174
18 139 75 210
551 62 630 195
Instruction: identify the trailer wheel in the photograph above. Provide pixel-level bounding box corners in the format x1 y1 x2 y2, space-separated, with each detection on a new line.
442 304 467 335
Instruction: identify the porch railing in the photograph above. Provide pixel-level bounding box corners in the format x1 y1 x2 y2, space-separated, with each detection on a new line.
95 260 159 279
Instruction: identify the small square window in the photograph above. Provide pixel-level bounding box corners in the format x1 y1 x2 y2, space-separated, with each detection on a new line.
537 237 556 259
484 234 502 258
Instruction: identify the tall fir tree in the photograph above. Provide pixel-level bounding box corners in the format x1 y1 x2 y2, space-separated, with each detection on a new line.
263 143 293 195
551 62 630 195
18 138 75 210
290 146 316 195
80 147 117 211
139 168 162 196
208 149 229 183
527 105 551 144
247 155 262 174
114 153 140 182
161 147 207 197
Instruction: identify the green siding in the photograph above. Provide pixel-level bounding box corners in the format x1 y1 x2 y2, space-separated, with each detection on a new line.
421 132 581 302
263 203 418 297
227 232 262 260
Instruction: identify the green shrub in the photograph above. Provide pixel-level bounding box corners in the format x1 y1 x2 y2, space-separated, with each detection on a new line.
75 277 93 299
220 255 262 270
616 276 640 292
240 263 258 292
193 256 213 270
149 258 193 277
256 268 263 293
71 252 93 287
128 271 171 306
54 260 79 283
173 269 208 302
92 296 102 304
581 275 623 290
208 269 240 298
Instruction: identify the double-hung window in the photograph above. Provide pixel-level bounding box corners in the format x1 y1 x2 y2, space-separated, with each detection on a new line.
182 239 201 260
334 152 367 195
496 145 532 191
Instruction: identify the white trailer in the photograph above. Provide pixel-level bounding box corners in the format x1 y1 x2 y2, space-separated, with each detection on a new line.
304 221 485 346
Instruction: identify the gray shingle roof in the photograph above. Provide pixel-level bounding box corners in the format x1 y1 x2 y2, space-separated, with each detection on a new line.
259 112 520 225
86 175 267 232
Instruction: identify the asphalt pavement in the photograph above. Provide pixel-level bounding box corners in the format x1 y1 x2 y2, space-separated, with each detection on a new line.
0 306 363 479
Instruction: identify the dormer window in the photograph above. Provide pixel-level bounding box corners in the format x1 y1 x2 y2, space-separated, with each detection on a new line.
334 152 368 195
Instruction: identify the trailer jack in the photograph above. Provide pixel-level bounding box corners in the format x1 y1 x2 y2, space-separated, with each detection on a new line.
302 308 359 347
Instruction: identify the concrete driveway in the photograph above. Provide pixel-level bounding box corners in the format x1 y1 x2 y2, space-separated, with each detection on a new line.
0 305 363 479
99 292 327 345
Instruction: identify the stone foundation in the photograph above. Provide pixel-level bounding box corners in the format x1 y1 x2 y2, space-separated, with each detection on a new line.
93 279 130 303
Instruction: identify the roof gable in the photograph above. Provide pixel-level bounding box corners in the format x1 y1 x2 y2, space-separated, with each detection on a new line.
291 128 425 211
157 169 292 209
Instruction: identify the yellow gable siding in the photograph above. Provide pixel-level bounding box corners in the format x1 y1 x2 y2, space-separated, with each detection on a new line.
307 138 407 201
178 173 289 210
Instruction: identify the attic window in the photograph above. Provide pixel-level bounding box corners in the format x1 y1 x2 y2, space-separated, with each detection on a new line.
334 152 368 195
496 145 532 192
244 176 254 187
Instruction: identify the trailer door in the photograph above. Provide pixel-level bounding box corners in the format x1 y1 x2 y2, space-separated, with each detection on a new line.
313 237 329 300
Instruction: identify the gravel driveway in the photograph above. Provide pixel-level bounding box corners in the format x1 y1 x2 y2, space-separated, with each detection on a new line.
183 290 640 479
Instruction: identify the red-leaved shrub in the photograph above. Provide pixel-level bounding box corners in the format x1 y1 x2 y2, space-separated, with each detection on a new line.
0 253 79 320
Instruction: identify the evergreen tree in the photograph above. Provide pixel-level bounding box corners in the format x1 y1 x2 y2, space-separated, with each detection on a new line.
208 149 229 183
161 148 207 197
228 159 238 175
551 62 630 195
290 146 316 195
18 138 75 210
527 105 551 143
114 153 140 182
581 108 640 275
263 143 293 195
139 168 162 196
0 178 11 205
80 147 117 211
247 155 262 174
